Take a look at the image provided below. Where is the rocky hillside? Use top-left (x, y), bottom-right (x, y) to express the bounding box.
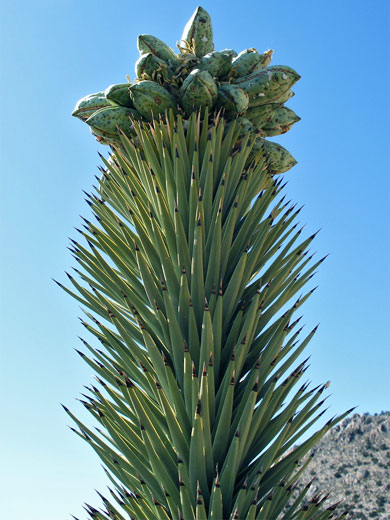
top-left (293, 412), bottom-right (390, 519)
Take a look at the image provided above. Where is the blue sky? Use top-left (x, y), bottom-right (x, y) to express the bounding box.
top-left (1, 1), bottom-right (389, 518)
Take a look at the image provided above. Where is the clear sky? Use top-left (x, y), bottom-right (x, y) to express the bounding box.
top-left (0, 1), bottom-right (389, 518)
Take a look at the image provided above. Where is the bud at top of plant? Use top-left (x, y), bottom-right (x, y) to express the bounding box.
top-left (180, 6), bottom-right (213, 58)
top-left (73, 5), bottom-right (301, 156)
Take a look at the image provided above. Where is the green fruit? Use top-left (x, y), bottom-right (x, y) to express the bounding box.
top-left (89, 127), bottom-right (120, 146)
top-left (231, 116), bottom-right (256, 136)
top-left (245, 103), bottom-right (281, 128)
top-left (260, 106), bottom-right (301, 136)
top-left (220, 48), bottom-right (238, 59)
top-left (273, 88), bottom-right (295, 103)
top-left (235, 66), bottom-right (300, 106)
top-left (258, 49), bottom-right (274, 68)
top-left (105, 83), bottom-right (134, 108)
top-left (254, 138), bottom-right (297, 174)
top-left (135, 53), bottom-right (173, 82)
top-left (215, 84), bottom-right (249, 117)
top-left (229, 48), bottom-right (273, 79)
top-left (179, 69), bottom-right (217, 115)
top-left (198, 51), bottom-right (232, 78)
top-left (72, 92), bottom-right (111, 121)
top-left (130, 80), bottom-right (177, 121)
top-left (85, 106), bottom-right (140, 138)
top-left (181, 6), bottom-right (213, 57)
top-left (137, 34), bottom-right (180, 69)
top-left (261, 123), bottom-right (295, 137)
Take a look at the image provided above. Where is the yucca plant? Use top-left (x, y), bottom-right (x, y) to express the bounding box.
top-left (60, 7), bottom-right (352, 519)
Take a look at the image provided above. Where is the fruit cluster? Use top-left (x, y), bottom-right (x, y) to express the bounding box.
top-left (72, 7), bottom-right (301, 175)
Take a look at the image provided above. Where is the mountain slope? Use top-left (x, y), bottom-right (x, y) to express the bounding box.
top-left (294, 412), bottom-right (390, 519)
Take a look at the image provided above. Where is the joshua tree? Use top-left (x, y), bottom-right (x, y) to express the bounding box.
top-left (60, 7), bottom-right (352, 519)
